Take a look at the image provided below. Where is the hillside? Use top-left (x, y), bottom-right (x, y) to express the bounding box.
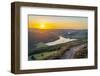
top-left (28, 28), bottom-right (88, 57)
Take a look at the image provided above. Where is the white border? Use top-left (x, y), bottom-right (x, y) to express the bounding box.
top-left (20, 6), bottom-right (95, 70)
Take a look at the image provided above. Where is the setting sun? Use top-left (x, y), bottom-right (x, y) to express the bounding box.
top-left (40, 24), bottom-right (45, 29)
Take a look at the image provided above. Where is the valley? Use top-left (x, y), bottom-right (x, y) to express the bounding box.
top-left (28, 28), bottom-right (88, 60)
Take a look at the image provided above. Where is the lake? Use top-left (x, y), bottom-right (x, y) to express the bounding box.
top-left (45, 36), bottom-right (77, 46)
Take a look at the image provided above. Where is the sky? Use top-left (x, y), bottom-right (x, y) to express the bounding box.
top-left (28, 15), bottom-right (88, 29)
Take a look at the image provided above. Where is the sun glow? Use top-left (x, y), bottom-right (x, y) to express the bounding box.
top-left (40, 24), bottom-right (45, 29)
top-left (29, 16), bottom-right (87, 29)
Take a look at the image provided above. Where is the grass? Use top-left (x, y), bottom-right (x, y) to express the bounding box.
top-left (31, 45), bottom-right (69, 60)
top-left (33, 51), bottom-right (59, 60)
top-left (29, 39), bottom-right (88, 60)
top-left (29, 39), bottom-right (87, 55)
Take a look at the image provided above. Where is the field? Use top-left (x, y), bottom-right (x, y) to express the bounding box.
top-left (28, 36), bottom-right (87, 60)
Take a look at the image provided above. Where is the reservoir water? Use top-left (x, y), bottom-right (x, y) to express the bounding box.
top-left (45, 36), bottom-right (77, 46)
